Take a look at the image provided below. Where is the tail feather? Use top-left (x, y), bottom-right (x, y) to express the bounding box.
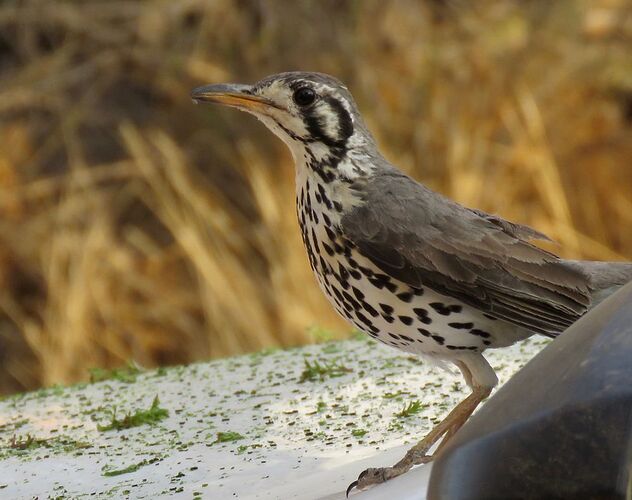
top-left (565, 260), bottom-right (632, 306)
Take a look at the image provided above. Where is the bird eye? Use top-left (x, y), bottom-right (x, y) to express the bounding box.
top-left (293, 87), bottom-right (316, 107)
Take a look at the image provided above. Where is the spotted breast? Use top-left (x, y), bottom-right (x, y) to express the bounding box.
top-left (296, 175), bottom-right (528, 359)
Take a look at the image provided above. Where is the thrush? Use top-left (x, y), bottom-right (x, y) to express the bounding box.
top-left (191, 72), bottom-right (632, 493)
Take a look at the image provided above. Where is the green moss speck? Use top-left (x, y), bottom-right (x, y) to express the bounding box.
top-left (213, 431), bottom-right (244, 444)
top-left (395, 400), bottom-right (425, 418)
top-left (101, 456), bottom-right (160, 476)
top-left (2, 434), bottom-right (91, 458)
top-left (298, 359), bottom-right (352, 383)
top-left (89, 361), bottom-right (143, 384)
top-left (97, 396), bottom-right (168, 432)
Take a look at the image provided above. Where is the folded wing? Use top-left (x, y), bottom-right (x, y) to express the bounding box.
top-left (340, 171), bottom-right (591, 337)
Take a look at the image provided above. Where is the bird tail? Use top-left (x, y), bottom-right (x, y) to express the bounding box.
top-left (565, 260), bottom-right (632, 306)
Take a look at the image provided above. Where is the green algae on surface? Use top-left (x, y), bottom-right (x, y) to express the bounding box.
top-left (298, 359), bottom-right (352, 382)
top-left (97, 396), bottom-right (168, 431)
top-left (213, 431), bottom-right (245, 444)
top-left (2, 434), bottom-right (91, 459)
top-left (102, 456), bottom-right (161, 477)
top-left (395, 400), bottom-right (426, 418)
top-left (89, 362), bottom-right (143, 384)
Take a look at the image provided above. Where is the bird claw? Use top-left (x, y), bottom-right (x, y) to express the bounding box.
top-left (345, 479), bottom-right (359, 497)
top-left (346, 467), bottom-right (395, 497)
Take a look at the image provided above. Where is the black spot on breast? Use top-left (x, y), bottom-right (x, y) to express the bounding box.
top-left (355, 311), bottom-right (375, 330)
top-left (388, 333), bottom-right (400, 340)
top-left (446, 345), bottom-right (479, 351)
top-left (362, 301), bottom-right (379, 317)
top-left (379, 303), bottom-right (394, 315)
top-left (413, 308), bottom-right (432, 325)
top-left (399, 335), bottom-right (414, 342)
top-left (341, 301), bottom-right (353, 314)
top-left (383, 315), bottom-right (395, 324)
top-left (398, 315), bottom-right (413, 326)
top-left (429, 303), bottom-right (463, 316)
top-left (338, 263), bottom-right (350, 282)
top-left (317, 184), bottom-right (332, 210)
top-left (385, 282), bottom-right (398, 293)
top-left (342, 290), bottom-right (361, 311)
top-left (448, 322), bottom-right (474, 330)
top-left (358, 266), bottom-right (374, 277)
top-left (418, 328), bottom-right (431, 337)
top-left (413, 288), bottom-right (424, 296)
top-left (470, 329), bottom-right (491, 338)
top-left (318, 256), bottom-right (330, 275)
top-left (351, 286), bottom-right (364, 300)
top-left (396, 291), bottom-right (413, 303)
top-left (368, 277), bottom-right (385, 290)
top-left (322, 243), bottom-right (335, 257)
top-left (333, 201), bottom-right (343, 213)
top-left (431, 334), bottom-right (445, 345)
top-left (322, 212), bottom-right (332, 227)
top-left (349, 268), bottom-right (361, 280)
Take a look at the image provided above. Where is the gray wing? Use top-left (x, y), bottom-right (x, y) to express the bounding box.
top-left (340, 171), bottom-right (592, 337)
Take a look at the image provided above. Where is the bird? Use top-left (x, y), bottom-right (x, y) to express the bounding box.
top-left (191, 72), bottom-right (632, 493)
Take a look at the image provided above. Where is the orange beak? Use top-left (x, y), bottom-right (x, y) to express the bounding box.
top-left (191, 83), bottom-right (283, 112)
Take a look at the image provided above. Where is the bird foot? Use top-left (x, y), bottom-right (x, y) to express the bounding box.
top-left (346, 454), bottom-right (433, 496)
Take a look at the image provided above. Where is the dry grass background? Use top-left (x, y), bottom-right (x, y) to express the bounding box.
top-left (0, 0), bottom-right (631, 395)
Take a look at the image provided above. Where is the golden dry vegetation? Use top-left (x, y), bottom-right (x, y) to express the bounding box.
top-left (0, 0), bottom-right (631, 395)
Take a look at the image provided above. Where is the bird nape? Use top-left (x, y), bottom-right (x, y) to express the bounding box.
top-left (191, 72), bottom-right (632, 493)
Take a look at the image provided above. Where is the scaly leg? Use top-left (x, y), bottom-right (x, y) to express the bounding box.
top-left (347, 356), bottom-right (497, 496)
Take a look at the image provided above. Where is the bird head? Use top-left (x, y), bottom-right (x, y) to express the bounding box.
top-left (191, 72), bottom-right (378, 175)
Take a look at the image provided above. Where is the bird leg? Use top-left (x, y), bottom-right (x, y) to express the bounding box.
top-left (347, 361), bottom-right (493, 495)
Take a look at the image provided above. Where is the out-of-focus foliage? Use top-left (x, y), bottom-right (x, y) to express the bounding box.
top-left (0, 0), bottom-right (630, 394)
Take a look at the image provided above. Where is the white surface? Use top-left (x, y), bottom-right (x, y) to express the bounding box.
top-left (0, 336), bottom-right (548, 499)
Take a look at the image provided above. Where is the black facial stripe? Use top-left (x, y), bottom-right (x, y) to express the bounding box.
top-left (323, 96), bottom-right (353, 143)
top-left (303, 96), bottom-right (353, 149)
top-left (303, 108), bottom-right (338, 148)
top-left (276, 121), bottom-right (308, 144)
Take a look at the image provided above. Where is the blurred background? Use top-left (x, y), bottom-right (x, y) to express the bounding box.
top-left (0, 0), bottom-right (631, 396)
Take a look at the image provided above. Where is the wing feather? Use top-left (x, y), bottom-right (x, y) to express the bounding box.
top-left (341, 171), bottom-right (591, 337)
